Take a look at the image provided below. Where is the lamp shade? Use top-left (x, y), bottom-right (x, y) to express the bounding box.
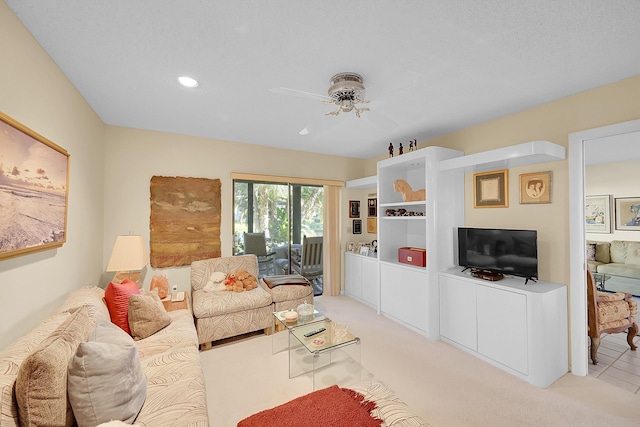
top-left (106, 235), bottom-right (148, 272)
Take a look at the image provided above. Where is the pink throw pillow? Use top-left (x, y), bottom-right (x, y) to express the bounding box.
top-left (104, 279), bottom-right (140, 334)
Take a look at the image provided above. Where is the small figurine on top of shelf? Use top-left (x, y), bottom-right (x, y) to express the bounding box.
top-left (399, 143), bottom-right (404, 155)
top-left (409, 140), bottom-right (413, 152)
top-left (388, 142), bottom-right (394, 157)
top-left (409, 139), bottom-right (417, 151)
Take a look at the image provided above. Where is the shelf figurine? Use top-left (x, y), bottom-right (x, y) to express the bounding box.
top-left (399, 143), bottom-right (404, 155)
top-left (388, 142), bottom-right (394, 157)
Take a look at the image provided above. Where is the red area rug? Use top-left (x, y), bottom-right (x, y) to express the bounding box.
top-left (237, 385), bottom-right (382, 427)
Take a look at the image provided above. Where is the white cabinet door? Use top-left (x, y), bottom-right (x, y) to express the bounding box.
top-left (381, 263), bottom-right (428, 332)
top-left (439, 275), bottom-right (477, 351)
top-left (476, 285), bottom-right (528, 374)
top-left (361, 257), bottom-right (379, 306)
top-left (345, 253), bottom-right (362, 299)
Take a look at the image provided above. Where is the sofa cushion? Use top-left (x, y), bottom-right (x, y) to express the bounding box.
top-left (104, 279), bottom-right (140, 334)
top-left (128, 291), bottom-right (172, 339)
top-left (56, 286), bottom-right (110, 321)
top-left (610, 241), bottom-right (628, 264)
top-left (193, 285), bottom-right (272, 318)
top-left (15, 305), bottom-right (93, 427)
top-left (624, 242), bottom-right (640, 266)
top-left (68, 318), bottom-right (146, 427)
top-left (134, 345), bottom-right (209, 426)
top-left (597, 263), bottom-right (640, 279)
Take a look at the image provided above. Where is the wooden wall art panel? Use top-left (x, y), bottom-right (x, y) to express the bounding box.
top-left (150, 176), bottom-right (221, 267)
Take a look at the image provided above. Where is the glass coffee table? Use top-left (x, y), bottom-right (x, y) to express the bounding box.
top-left (592, 272), bottom-right (612, 292)
top-left (288, 318), bottom-right (362, 390)
top-left (272, 309), bottom-right (325, 354)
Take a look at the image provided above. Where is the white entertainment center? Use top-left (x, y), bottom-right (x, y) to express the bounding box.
top-left (345, 141), bottom-right (568, 387)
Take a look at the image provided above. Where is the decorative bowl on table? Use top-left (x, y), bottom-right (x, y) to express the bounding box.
top-left (283, 310), bottom-right (299, 322)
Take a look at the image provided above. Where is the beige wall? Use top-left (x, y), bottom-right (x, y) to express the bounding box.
top-left (102, 126), bottom-right (367, 293)
top-left (0, 1), bottom-right (106, 349)
top-left (364, 75), bottom-right (640, 285)
top-left (586, 160), bottom-right (640, 242)
top-left (3, 0), bottom-right (640, 350)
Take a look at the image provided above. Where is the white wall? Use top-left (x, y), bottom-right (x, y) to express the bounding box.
top-left (0, 2), bottom-right (105, 350)
top-left (586, 160), bottom-right (640, 242)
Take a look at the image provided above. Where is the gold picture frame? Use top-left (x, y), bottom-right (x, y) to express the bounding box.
top-left (0, 112), bottom-right (70, 260)
top-left (519, 171), bottom-right (552, 204)
top-left (473, 169), bottom-right (508, 208)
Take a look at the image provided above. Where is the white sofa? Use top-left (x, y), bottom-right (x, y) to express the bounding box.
top-left (587, 240), bottom-right (640, 280)
top-left (0, 286), bottom-right (209, 427)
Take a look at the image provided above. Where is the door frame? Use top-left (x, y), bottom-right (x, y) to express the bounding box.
top-left (568, 118), bottom-right (640, 376)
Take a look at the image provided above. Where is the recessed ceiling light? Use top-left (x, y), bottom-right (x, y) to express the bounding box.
top-left (177, 76), bottom-right (198, 88)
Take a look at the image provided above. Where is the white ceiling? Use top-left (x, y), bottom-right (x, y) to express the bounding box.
top-left (6, 0), bottom-right (640, 159)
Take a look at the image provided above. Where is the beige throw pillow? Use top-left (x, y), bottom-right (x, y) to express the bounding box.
top-left (128, 291), bottom-right (172, 339)
top-left (15, 305), bottom-right (92, 427)
top-left (67, 318), bottom-right (146, 427)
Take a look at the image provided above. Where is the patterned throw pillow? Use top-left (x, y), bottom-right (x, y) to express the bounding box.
top-left (586, 243), bottom-right (597, 261)
top-left (15, 305), bottom-right (92, 427)
top-left (128, 291), bottom-right (172, 339)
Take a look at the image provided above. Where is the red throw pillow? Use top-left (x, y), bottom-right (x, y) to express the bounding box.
top-left (104, 279), bottom-right (140, 334)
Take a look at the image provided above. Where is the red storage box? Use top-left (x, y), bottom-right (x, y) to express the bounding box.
top-left (398, 247), bottom-right (426, 267)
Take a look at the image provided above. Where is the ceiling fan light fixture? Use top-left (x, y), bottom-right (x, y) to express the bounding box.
top-left (177, 76), bottom-right (199, 88)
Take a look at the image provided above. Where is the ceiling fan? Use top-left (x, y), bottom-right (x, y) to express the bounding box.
top-left (270, 72), bottom-right (371, 118)
top-left (269, 71), bottom-right (420, 135)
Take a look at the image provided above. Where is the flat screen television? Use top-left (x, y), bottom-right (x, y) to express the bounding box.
top-left (458, 227), bottom-right (538, 282)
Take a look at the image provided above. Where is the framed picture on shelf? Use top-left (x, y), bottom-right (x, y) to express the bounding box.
top-left (367, 217), bottom-right (377, 234)
top-left (0, 113), bottom-right (70, 260)
top-left (353, 219), bottom-right (362, 234)
top-left (346, 242), bottom-right (355, 253)
top-left (615, 197), bottom-right (640, 230)
top-left (349, 200), bottom-right (360, 218)
top-left (473, 169), bottom-right (508, 208)
top-left (585, 195), bottom-right (612, 233)
top-left (519, 171), bottom-right (551, 204)
top-left (368, 198), bottom-right (377, 217)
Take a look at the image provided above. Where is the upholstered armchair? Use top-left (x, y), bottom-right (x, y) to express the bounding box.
top-left (587, 266), bottom-right (638, 364)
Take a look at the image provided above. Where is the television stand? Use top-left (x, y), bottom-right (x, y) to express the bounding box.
top-left (470, 268), bottom-right (504, 281)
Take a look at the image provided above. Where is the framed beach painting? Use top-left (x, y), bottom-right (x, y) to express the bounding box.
top-left (0, 112), bottom-right (70, 260)
top-left (585, 195), bottom-right (612, 233)
top-left (615, 197), bottom-right (640, 231)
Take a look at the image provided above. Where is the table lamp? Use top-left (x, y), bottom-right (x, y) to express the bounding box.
top-left (106, 235), bottom-right (148, 285)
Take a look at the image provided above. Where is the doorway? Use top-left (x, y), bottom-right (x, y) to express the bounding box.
top-left (569, 119), bottom-right (640, 377)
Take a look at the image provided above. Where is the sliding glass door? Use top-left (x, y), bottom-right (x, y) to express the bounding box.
top-left (233, 179), bottom-right (324, 293)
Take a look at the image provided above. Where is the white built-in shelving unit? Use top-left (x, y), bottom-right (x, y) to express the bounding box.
top-left (343, 140), bottom-right (569, 386)
top-left (377, 147), bottom-right (464, 339)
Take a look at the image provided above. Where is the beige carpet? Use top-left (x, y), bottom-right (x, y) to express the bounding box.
top-left (200, 295), bottom-right (640, 426)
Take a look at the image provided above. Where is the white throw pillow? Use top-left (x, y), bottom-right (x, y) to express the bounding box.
top-left (68, 318), bottom-right (147, 427)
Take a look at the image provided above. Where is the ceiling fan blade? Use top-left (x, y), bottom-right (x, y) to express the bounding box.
top-left (363, 110), bottom-right (400, 132)
top-left (365, 71), bottom-right (423, 100)
top-left (268, 87), bottom-right (332, 102)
